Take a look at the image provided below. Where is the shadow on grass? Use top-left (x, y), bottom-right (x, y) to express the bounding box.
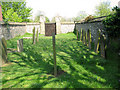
top-left (2, 34), bottom-right (118, 88)
top-left (56, 41), bottom-right (118, 88)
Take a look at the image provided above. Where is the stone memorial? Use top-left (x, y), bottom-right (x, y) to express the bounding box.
top-left (17, 39), bottom-right (23, 52)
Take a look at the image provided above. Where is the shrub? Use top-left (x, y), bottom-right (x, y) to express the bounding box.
top-left (102, 6), bottom-right (120, 38)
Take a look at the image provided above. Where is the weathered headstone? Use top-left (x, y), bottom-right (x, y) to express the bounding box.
top-left (100, 34), bottom-right (105, 58)
top-left (76, 29), bottom-right (78, 40)
top-left (83, 30), bottom-right (85, 44)
top-left (36, 28), bottom-right (39, 42)
top-left (0, 37), bottom-right (2, 89)
top-left (87, 29), bottom-right (91, 49)
top-left (79, 29), bottom-right (82, 41)
top-left (52, 32), bottom-right (57, 76)
top-left (0, 38), bottom-right (2, 66)
top-left (17, 39), bottom-right (23, 52)
top-left (1, 37), bottom-right (7, 64)
top-left (32, 27), bottom-right (36, 44)
top-left (85, 31), bottom-right (88, 46)
top-left (81, 28), bottom-right (83, 41)
top-left (94, 29), bottom-right (101, 53)
top-left (79, 30), bottom-right (80, 41)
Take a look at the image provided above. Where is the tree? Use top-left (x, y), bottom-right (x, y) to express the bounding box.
top-left (1, 1), bottom-right (32, 22)
top-left (51, 16), bottom-right (73, 22)
top-left (34, 10), bottom-right (50, 23)
top-left (34, 15), bottom-right (50, 23)
top-left (73, 11), bottom-right (87, 21)
top-left (94, 1), bottom-right (112, 17)
top-left (45, 16), bottom-right (50, 23)
top-left (51, 17), bottom-right (56, 22)
top-left (103, 6), bottom-right (120, 38)
top-left (4, 8), bottom-right (22, 22)
top-left (102, 6), bottom-right (120, 61)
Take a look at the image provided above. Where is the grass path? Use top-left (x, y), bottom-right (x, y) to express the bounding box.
top-left (1, 33), bottom-right (118, 88)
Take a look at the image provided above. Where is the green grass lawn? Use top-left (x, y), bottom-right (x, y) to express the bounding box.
top-left (1, 33), bottom-right (119, 88)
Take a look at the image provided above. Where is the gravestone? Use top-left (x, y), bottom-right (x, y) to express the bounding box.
top-left (85, 31), bottom-right (88, 46)
top-left (36, 28), bottom-right (39, 42)
top-left (100, 34), bottom-right (105, 58)
top-left (76, 29), bottom-right (78, 40)
top-left (87, 29), bottom-right (91, 49)
top-left (0, 37), bottom-right (1, 90)
top-left (81, 28), bottom-right (83, 41)
top-left (32, 27), bottom-right (36, 44)
top-left (94, 29), bottom-right (101, 53)
top-left (1, 37), bottom-right (7, 64)
top-left (79, 30), bottom-right (81, 41)
top-left (0, 38), bottom-right (2, 66)
top-left (83, 30), bottom-right (85, 44)
top-left (17, 39), bottom-right (23, 52)
top-left (79, 28), bottom-right (83, 41)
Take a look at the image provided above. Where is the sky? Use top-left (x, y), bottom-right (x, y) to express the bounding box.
top-left (26, 0), bottom-right (120, 20)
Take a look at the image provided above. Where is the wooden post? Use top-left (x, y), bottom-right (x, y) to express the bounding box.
top-left (36, 28), bottom-right (39, 42)
top-left (80, 28), bottom-right (82, 41)
top-left (17, 39), bottom-right (23, 52)
top-left (1, 37), bottom-right (7, 64)
top-left (87, 29), bottom-right (91, 49)
top-left (94, 29), bottom-right (101, 53)
top-left (100, 34), bottom-right (105, 58)
top-left (52, 32), bottom-right (57, 76)
top-left (33, 27), bottom-right (35, 44)
top-left (83, 30), bottom-right (85, 44)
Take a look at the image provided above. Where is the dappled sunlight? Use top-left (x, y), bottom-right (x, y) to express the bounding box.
top-left (2, 33), bottom-right (118, 88)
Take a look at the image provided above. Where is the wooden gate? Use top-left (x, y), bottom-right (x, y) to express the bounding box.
top-left (45, 23), bottom-right (56, 36)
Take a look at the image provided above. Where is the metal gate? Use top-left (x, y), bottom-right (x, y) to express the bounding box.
top-left (45, 23), bottom-right (56, 36)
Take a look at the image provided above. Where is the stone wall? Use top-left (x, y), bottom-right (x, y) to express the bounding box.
top-left (26, 23), bottom-right (40, 34)
top-left (0, 19), bottom-right (105, 41)
top-left (75, 21), bottom-right (105, 42)
top-left (0, 22), bottom-right (26, 40)
top-left (0, 22), bottom-right (42, 40)
top-left (61, 22), bottom-right (75, 33)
